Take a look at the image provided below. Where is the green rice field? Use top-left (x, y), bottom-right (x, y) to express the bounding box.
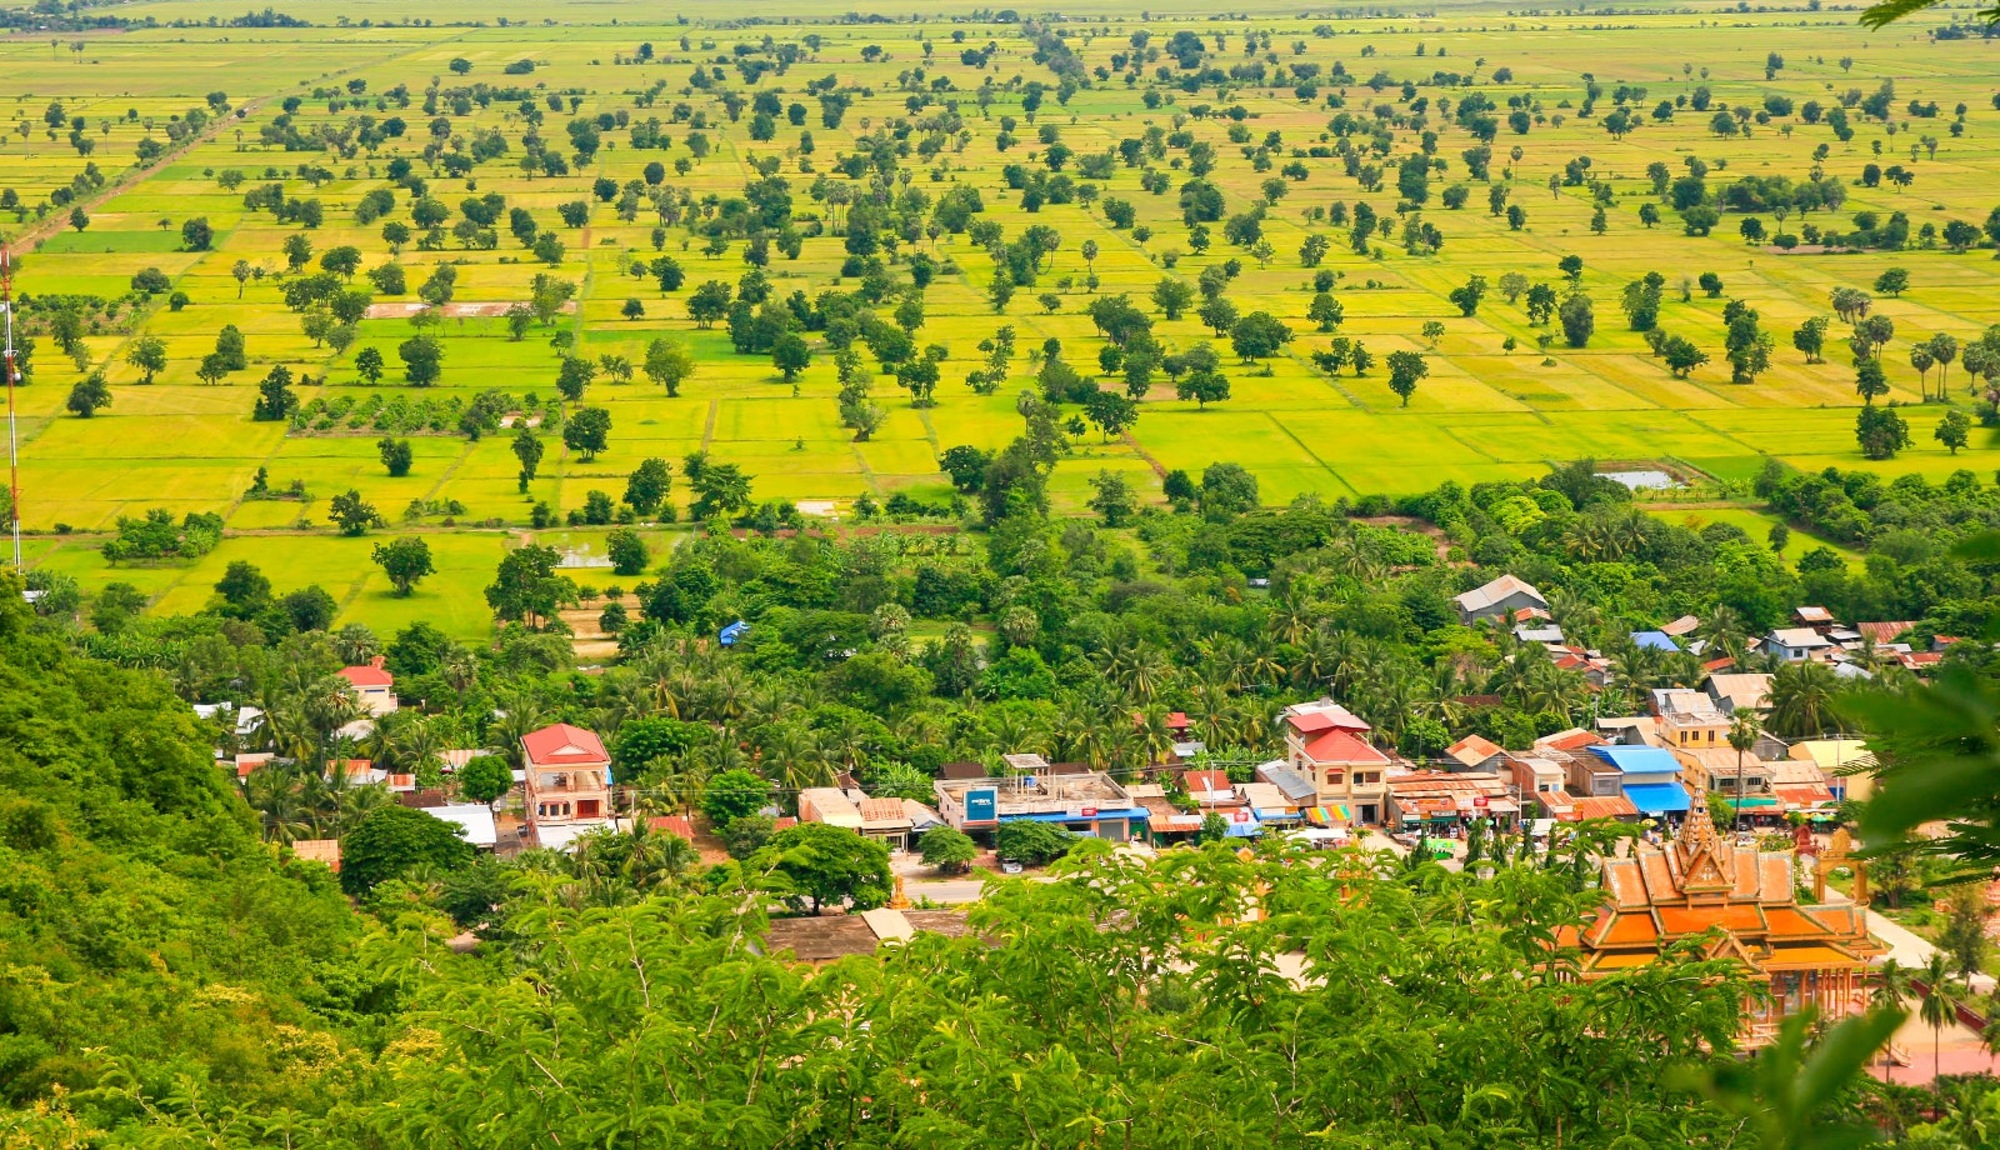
top-left (4, 0), bottom-right (1998, 634)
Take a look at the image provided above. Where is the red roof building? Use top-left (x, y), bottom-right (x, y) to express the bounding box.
top-left (1557, 796), bottom-right (1885, 1046)
top-left (336, 656), bottom-right (398, 716)
top-left (520, 723), bottom-right (612, 845)
top-left (521, 723), bottom-right (611, 768)
top-left (1280, 699), bottom-right (1392, 824)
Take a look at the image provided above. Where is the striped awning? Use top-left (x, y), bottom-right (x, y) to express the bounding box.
top-left (1306, 804), bottom-right (1352, 827)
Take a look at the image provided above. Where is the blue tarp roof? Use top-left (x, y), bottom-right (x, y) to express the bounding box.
top-left (1623, 782), bottom-right (1692, 814)
top-left (1589, 744), bottom-right (1682, 775)
top-left (1631, 630), bottom-right (1680, 652)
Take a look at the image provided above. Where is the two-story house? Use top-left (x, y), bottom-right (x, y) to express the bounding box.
top-left (521, 722), bottom-right (613, 849)
top-left (1279, 699), bottom-right (1391, 825)
top-left (1586, 744), bottom-right (1692, 821)
top-left (1651, 688), bottom-right (1731, 749)
top-left (336, 656), bottom-right (399, 716)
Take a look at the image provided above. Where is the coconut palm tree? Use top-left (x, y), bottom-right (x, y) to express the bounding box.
top-left (244, 767), bottom-right (311, 844)
top-left (1768, 660), bottom-right (1840, 738)
top-left (1874, 958), bottom-right (1915, 1083)
top-left (1920, 953), bottom-right (1969, 1083)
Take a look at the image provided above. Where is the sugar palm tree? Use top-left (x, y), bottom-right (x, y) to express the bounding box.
top-left (1920, 953), bottom-right (1969, 1083)
top-left (1726, 712), bottom-right (1761, 835)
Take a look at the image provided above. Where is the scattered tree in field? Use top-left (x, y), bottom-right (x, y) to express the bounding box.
top-left (772, 332), bottom-right (811, 381)
top-left (354, 346), bottom-right (385, 384)
top-left (1874, 267), bottom-right (1909, 297)
top-left (377, 436), bottom-right (413, 477)
top-left (1659, 335), bottom-right (1709, 379)
top-left (1559, 294), bottom-right (1594, 348)
top-left (398, 335), bottom-right (443, 386)
top-left (1084, 390), bottom-right (1138, 441)
top-left (1723, 301), bottom-right (1773, 383)
top-left (1151, 278), bottom-right (1194, 320)
top-left (1228, 312), bottom-right (1292, 366)
top-left (1792, 316), bottom-right (1829, 364)
top-left (513, 428), bottom-right (544, 492)
top-left (623, 457), bottom-right (673, 516)
top-left (124, 335), bottom-right (166, 383)
top-left (252, 366), bottom-right (299, 422)
top-left (1308, 293), bottom-right (1344, 332)
top-left (1447, 275), bottom-right (1486, 317)
top-left (328, 489), bottom-right (381, 536)
top-left (1854, 360), bottom-right (1889, 404)
top-left (1936, 408), bottom-right (1971, 454)
top-left (66, 371), bottom-right (110, 417)
top-left (644, 337), bottom-right (695, 396)
top-left (1855, 404), bottom-right (1909, 460)
top-left (1386, 350), bottom-right (1428, 406)
top-left (564, 406), bottom-right (612, 461)
top-left (371, 537), bottom-right (434, 595)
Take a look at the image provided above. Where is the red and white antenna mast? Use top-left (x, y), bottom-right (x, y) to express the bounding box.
top-left (3, 248), bottom-right (18, 571)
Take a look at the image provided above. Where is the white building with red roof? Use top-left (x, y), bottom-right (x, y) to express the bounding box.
top-left (335, 656), bottom-right (398, 716)
top-left (1279, 699), bottom-right (1392, 825)
top-left (520, 722), bottom-right (613, 848)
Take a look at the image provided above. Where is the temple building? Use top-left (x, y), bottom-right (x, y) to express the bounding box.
top-left (1558, 789), bottom-right (1885, 1045)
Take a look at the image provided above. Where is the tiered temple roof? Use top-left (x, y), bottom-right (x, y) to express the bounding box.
top-left (1561, 790), bottom-right (1884, 980)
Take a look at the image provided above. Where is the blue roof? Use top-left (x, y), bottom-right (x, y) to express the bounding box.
top-left (1588, 744), bottom-right (1682, 775)
top-left (1631, 630), bottom-right (1680, 652)
top-left (719, 621), bottom-right (749, 645)
top-left (1623, 782), bottom-right (1691, 814)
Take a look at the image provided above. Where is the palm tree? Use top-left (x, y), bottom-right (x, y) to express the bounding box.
top-left (244, 768), bottom-right (311, 844)
top-left (1920, 953), bottom-right (1969, 1083)
top-left (1726, 712), bottom-right (1761, 835)
top-left (1874, 958), bottom-right (1915, 1082)
top-left (1768, 661), bottom-right (1839, 738)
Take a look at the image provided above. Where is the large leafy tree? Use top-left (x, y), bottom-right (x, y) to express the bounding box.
top-left (759, 820), bottom-right (893, 914)
top-left (339, 804), bottom-right (474, 896)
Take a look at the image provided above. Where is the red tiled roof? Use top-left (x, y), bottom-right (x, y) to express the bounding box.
top-left (337, 664), bottom-right (394, 688)
top-left (1300, 730), bottom-right (1389, 765)
top-left (1167, 711), bottom-right (1190, 731)
top-left (521, 723), bottom-right (610, 767)
top-left (1287, 710), bottom-right (1337, 733)
top-left (1183, 769), bottom-right (1233, 794)
top-left (648, 815), bottom-right (697, 839)
top-left (1538, 729), bottom-right (1603, 752)
top-left (1447, 735), bottom-right (1502, 765)
top-left (1568, 795), bottom-right (1638, 820)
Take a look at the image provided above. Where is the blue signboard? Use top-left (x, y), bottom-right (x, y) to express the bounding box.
top-left (965, 788), bottom-right (997, 822)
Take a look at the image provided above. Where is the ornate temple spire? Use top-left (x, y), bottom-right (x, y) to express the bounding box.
top-left (1673, 767), bottom-right (1733, 893)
